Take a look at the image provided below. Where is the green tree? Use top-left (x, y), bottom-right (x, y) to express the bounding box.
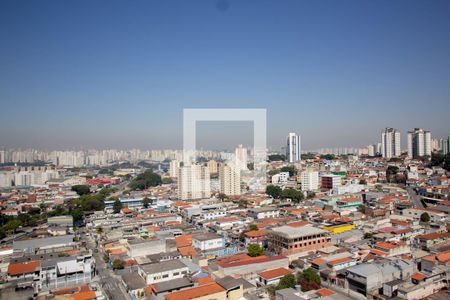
top-left (268, 154), bottom-right (286, 162)
top-left (96, 227), bottom-right (103, 234)
top-left (217, 193), bottom-right (228, 202)
top-left (266, 185), bottom-right (282, 198)
top-left (69, 209), bottom-right (84, 223)
top-left (420, 212), bottom-right (430, 223)
top-left (281, 188), bottom-right (304, 202)
top-left (248, 244), bottom-right (264, 257)
top-left (278, 274), bottom-right (296, 289)
top-left (280, 166), bottom-right (297, 176)
top-left (162, 177), bottom-right (173, 184)
top-left (320, 154), bottom-right (335, 160)
top-left (142, 197), bottom-right (151, 209)
top-left (248, 224), bottom-right (259, 231)
top-left (112, 259), bottom-right (125, 270)
top-left (28, 207), bottom-right (41, 215)
top-left (386, 166), bottom-right (399, 183)
top-left (113, 199), bottom-right (123, 214)
top-left (297, 268), bottom-right (321, 292)
top-left (128, 170), bottom-right (162, 190)
top-left (71, 185), bottom-right (91, 196)
top-left (4, 219), bottom-right (22, 233)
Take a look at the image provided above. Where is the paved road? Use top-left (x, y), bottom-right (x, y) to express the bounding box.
top-left (83, 234), bottom-right (130, 300)
top-left (407, 187), bottom-right (424, 209)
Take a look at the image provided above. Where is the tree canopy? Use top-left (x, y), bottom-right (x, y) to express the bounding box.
top-left (128, 170), bottom-right (162, 190)
top-left (248, 244), bottom-right (264, 257)
top-left (420, 212), bottom-right (430, 223)
top-left (281, 188), bottom-right (304, 202)
top-left (113, 199), bottom-right (123, 214)
top-left (71, 185), bottom-right (91, 196)
top-left (297, 268), bottom-right (321, 292)
top-left (280, 166), bottom-right (296, 176)
top-left (112, 259), bottom-right (125, 270)
top-left (268, 154), bottom-right (286, 162)
top-left (142, 197), bottom-right (151, 209)
top-left (266, 185), bottom-right (282, 198)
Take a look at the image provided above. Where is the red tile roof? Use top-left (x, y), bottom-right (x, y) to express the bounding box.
top-left (316, 288), bottom-right (335, 297)
top-left (258, 267), bottom-right (293, 280)
top-left (244, 230), bottom-right (268, 238)
top-left (7, 260), bottom-right (40, 276)
top-left (165, 283), bottom-right (225, 300)
top-left (411, 273), bottom-right (426, 282)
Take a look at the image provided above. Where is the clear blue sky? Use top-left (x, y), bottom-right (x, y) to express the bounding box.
top-left (1, 0), bottom-right (449, 150)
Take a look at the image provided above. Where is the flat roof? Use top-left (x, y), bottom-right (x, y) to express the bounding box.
top-left (271, 226), bottom-right (328, 239)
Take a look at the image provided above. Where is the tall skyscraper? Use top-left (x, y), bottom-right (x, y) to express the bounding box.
top-left (177, 165), bottom-right (211, 200)
top-left (407, 128), bottom-right (432, 158)
top-left (286, 132), bottom-right (301, 163)
top-left (381, 128), bottom-right (401, 158)
top-left (219, 164), bottom-right (241, 196)
top-left (234, 144), bottom-right (248, 170)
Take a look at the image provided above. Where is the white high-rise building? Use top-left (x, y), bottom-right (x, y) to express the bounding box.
top-left (381, 128), bottom-right (401, 158)
top-left (177, 165), bottom-right (211, 200)
top-left (301, 170), bottom-right (319, 191)
top-left (367, 144), bottom-right (376, 157)
top-left (207, 160), bottom-right (219, 175)
top-left (219, 164), bottom-right (241, 196)
top-left (407, 128), bottom-right (432, 158)
top-left (286, 133), bottom-right (301, 163)
top-left (234, 144), bottom-right (248, 171)
top-left (0, 150), bottom-right (5, 164)
top-left (431, 138), bottom-right (441, 152)
top-left (169, 160), bottom-right (181, 178)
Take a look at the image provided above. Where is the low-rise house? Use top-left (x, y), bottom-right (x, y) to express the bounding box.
top-left (165, 282), bottom-right (226, 300)
top-left (374, 242), bottom-right (410, 257)
top-left (145, 277), bottom-right (194, 300)
top-left (122, 272), bottom-right (147, 299)
top-left (244, 230), bottom-right (269, 248)
top-left (402, 208), bottom-right (447, 223)
top-left (414, 232), bottom-right (450, 249)
top-left (127, 238), bottom-right (166, 258)
top-left (215, 253), bottom-right (289, 280)
top-left (257, 267), bottom-right (293, 286)
top-left (248, 207), bottom-right (280, 219)
top-left (192, 233), bottom-right (224, 251)
top-left (138, 259), bottom-right (189, 285)
top-left (214, 217), bottom-right (244, 230)
top-left (7, 260), bottom-right (41, 288)
top-left (346, 259), bottom-right (414, 297)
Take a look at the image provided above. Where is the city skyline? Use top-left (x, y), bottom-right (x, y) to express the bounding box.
top-left (1, 0), bottom-right (450, 150)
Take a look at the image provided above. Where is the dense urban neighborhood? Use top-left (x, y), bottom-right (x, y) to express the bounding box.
top-left (1, 133), bottom-right (450, 300)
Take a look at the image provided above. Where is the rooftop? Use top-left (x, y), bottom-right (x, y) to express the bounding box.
top-left (271, 225), bottom-right (328, 239)
top-left (165, 283), bottom-right (225, 300)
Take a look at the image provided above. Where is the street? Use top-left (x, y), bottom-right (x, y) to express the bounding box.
top-left (406, 186), bottom-right (424, 209)
top-left (82, 233), bottom-right (130, 300)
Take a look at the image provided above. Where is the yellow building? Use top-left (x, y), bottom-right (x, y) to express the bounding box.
top-left (322, 224), bottom-right (355, 234)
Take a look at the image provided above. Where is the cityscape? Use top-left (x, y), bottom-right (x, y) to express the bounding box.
top-left (1, 1), bottom-right (450, 300)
